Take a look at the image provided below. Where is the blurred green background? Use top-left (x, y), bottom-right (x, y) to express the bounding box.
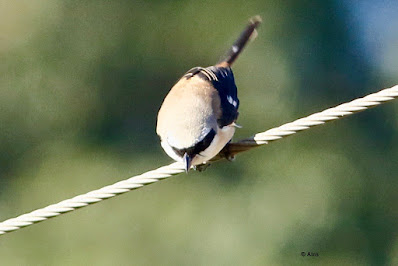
top-left (1, 1), bottom-right (398, 265)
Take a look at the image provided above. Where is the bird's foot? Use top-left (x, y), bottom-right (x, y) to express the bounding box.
top-left (225, 154), bottom-right (236, 162)
top-left (193, 163), bottom-right (211, 172)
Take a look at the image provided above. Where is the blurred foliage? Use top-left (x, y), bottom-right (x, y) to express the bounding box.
top-left (0, 0), bottom-right (398, 265)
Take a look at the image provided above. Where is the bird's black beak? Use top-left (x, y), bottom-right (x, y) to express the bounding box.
top-left (183, 153), bottom-right (192, 173)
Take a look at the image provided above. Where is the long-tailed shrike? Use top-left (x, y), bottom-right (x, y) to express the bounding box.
top-left (157, 16), bottom-right (261, 172)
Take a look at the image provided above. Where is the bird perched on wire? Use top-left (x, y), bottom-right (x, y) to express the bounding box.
top-left (157, 16), bottom-right (262, 172)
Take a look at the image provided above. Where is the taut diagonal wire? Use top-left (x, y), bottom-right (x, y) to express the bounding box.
top-left (0, 84), bottom-right (397, 235)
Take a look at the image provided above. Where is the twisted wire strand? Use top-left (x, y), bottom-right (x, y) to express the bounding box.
top-left (0, 84), bottom-right (397, 235)
top-left (217, 84), bottom-right (398, 158)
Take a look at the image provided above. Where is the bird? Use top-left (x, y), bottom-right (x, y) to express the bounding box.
top-left (157, 16), bottom-right (262, 172)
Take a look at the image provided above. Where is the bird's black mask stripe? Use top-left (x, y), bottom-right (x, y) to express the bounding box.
top-left (171, 129), bottom-right (216, 158)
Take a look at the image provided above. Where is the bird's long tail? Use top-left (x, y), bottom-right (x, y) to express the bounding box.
top-left (217, 15), bottom-right (262, 67)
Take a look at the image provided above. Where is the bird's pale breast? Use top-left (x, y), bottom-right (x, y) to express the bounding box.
top-left (156, 75), bottom-right (221, 149)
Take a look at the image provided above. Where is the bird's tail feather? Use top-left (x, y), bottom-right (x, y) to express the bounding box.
top-left (217, 15), bottom-right (262, 67)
